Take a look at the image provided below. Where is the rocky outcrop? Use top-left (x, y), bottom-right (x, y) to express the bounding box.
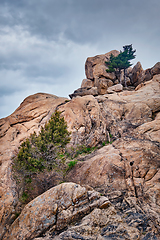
top-left (0, 93), bottom-right (68, 239)
top-left (131, 61), bottom-right (144, 85)
top-left (69, 50), bottom-right (119, 98)
top-left (3, 183), bottom-right (110, 239)
top-left (132, 61), bottom-right (160, 87)
top-left (0, 57), bottom-right (160, 239)
top-left (5, 182), bottom-right (153, 240)
top-left (135, 112), bottom-right (160, 142)
top-left (66, 140), bottom-right (160, 199)
top-left (58, 95), bottom-right (109, 147)
top-left (70, 50), bottom-right (160, 98)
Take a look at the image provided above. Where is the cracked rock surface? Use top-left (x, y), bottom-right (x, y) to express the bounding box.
top-left (0, 73), bottom-right (160, 239)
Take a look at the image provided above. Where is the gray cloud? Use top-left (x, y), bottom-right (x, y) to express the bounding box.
top-left (0, 0), bottom-right (160, 118)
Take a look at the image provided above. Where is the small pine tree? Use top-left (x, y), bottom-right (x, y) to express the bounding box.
top-left (106, 44), bottom-right (136, 86)
top-left (13, 110), bottom-right (71, 202)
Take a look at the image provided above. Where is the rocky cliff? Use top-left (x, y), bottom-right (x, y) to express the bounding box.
top-left (0, 51), bottom-right (160, 240)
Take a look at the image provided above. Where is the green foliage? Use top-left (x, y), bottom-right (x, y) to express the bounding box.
top-left (67, 160), bottom-right (78, 170)
top-left (109, 133), bottom-right (112, 138)
top-left (13, 110), bottom-right (71, 203)
top-left (20, 192), bottom-right (29, 203)
top-left (36, 110), bottom-right (71, 152)
top-left (15, 110), bottom-right (70, 174)
top-left (106, 44), bottom-right (136, 86)
top-left (70, 145), bottom-right (96, 159)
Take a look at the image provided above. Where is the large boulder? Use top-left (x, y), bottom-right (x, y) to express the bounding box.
top-left (106, 83), bottom-right (123, 93)
top-left (85, 50), bottom-right (119, 80)
top-left (69, 50), bottom-right (120, 98)
top-left (92, 64), bottom-right (116, 80)
top-left (81, 79), bottom-right (94, 88)
top-left (69, 87), bottom-right (98, 99)
top-left (131, 61), bottom-right (144, 85)
top-left (3, 183), bottom-right (110, 239)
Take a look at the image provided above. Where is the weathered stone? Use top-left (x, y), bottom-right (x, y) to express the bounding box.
top-left (106, 84), bottom-right (123, 93)
top-left (66, 145), bottom-right (126, 192)
top-left (132, 62), bottom-right (160, 87)
top-left (85, 50), bottom-right (119, 80)
top-left (81, 79), bottom-right (94, 88)
top-left (1, 57), bottom-right (160, 239)
top-left (58, 95), bottom-right (109, 147)
top-left (135, 112), bottom-right (160, 143)
top-left (97, 78), bottom-right (113, 95)
top-left (69, 87), bottom-right (98, 99)
top-left (131, 61), bottom-right (144, 85)
top-left (3, 183), bottom-right (110, 240)
top-left (0, 93), bottom-right (68, 239)
top-left (54, 206), bottom-right (140, 240)
top-left (151, 62), bottom-right (160, 76)
top-left (93, 64), bottom-right (116, 80)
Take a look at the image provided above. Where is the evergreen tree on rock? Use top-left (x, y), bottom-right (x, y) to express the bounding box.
top-left (106, 44), bottom-right (136, 87)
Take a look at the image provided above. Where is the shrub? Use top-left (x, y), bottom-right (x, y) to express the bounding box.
top-left (13, 110), bottom-right (71, 202)
top-left (15, 111), bottom-right (70, 173)
top-left (67, 160), bottom-right (77, 170)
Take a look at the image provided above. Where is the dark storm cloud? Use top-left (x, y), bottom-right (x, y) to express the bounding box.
top-left (1, 0), bottom-right (160, 43)
top-left (0, 0), bottom-right (160, 118)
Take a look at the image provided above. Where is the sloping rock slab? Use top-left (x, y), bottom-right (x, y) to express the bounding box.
top-left (3, 183), bottom-right (110, 239)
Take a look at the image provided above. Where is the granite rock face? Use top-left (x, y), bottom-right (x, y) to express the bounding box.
top-left (0, 57), bottom-right (160, 239)
top-left (3, 183), bottom-right (110, 239)
top-left (131, 61), bottom-right (160, 87)
top-left (70, 50), bottom-right (160, 98)
top-left (85, 50), bottom-right (119, 80)
top-left (58, 95), bottom-right (109, 147)
top-left (0, 93), bottom-right (68, 239)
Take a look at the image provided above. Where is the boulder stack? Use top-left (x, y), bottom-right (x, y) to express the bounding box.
top-left (70, 51), bottom-right (160, 98)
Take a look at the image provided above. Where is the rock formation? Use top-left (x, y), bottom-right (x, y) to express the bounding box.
top-left (70, 50), bottom-right (160, 98)
top-left (0, 93), bottom-right (68, 239)
top-left (0, 51), bottom-right (160, 239)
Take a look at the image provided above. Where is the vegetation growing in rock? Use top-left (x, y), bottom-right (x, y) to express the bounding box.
top-left (13, 110), bottom-right (71, 203)
top-left (67, 160), bottom-right (78, 171)
top-left (14, 111), bottom-right (71, 172)
top-left (106, 44), bottom-right (136, 86)
top-left (13, 111), bottom-right (114, 204)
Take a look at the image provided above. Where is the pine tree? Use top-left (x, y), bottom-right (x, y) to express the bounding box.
top-left (106, 44), bottom-right (136, 87)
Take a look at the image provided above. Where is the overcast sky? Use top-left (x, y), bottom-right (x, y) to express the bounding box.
top-left (0, 0), bottom-right (160, 119)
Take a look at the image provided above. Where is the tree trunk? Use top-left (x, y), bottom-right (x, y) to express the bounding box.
top-left (119, 69), bottom-right (122, 84)
top-left (124, 68), bottom-right (127, 87)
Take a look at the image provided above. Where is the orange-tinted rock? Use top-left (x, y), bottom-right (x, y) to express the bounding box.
top-left (81, 79), bottom-right (94, 88)
top-left (58, 95), bottom-right (109, 147)
top-left (3, 183), bottom-right (110, 240)
top-left (85, 50), bottom-right (119, 80)
top-left (131, 61), bottom-right (144, 85)
top-left (0, 93), bottom-right (68, 239)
